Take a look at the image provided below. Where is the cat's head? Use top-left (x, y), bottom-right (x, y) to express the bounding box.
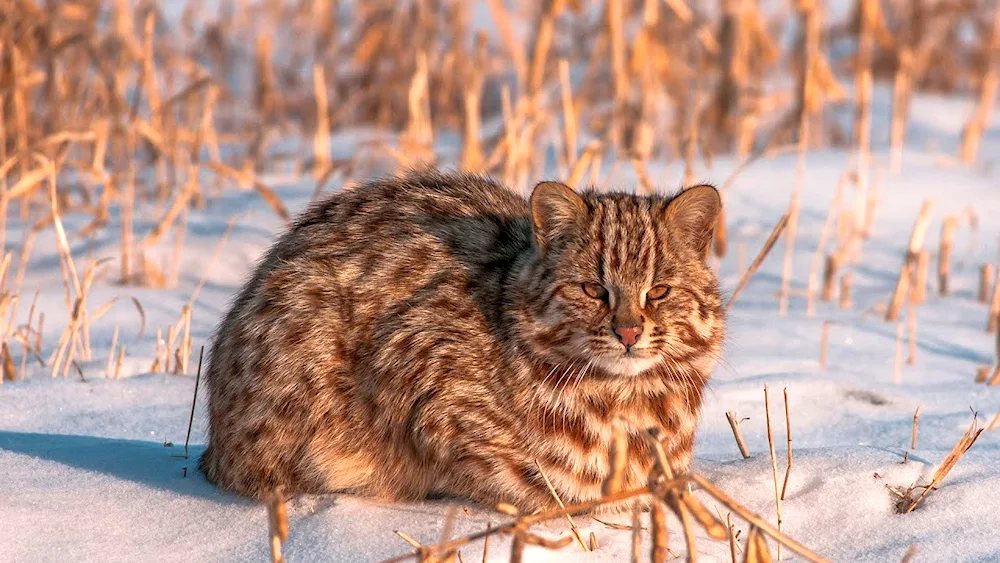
top-left (516, 180), bottom-right (724, 380)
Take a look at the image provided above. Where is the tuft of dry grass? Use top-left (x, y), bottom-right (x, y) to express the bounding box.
top-left (890, 414), bottom-right (985, 513)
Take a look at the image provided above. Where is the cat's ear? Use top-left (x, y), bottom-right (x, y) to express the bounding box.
top-left (530, 181), bottom-right (587, 252)
top-left (664, 184), bottom-right (721, 258)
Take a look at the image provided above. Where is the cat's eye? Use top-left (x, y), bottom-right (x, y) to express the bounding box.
top-left (647, 285), bottom-right (671, 300)
top-left (582, 282), bottom-right (608, 300)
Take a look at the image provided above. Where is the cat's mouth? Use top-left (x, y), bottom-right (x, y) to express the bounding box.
top-left (593, 350), bottom-right (661, 377)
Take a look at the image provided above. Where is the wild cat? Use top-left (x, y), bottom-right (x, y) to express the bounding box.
top-left (200, 168), bottom-right (725, 513)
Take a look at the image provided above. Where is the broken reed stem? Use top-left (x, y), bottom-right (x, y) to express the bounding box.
top-left (960, 4), bottom-right (1000, 164)
top-left (312, 64), bottom-right (331, 180)
top-left (894, 322), bottom-right (904, 384)
top-left (907, 283), bottom-right (917, 366)
top-left (780, 388), bottom-right (792, 501)
top-left (886, 201), bottom-right (934, 322)
top-left (725, 411), bottom-right (751, 459)
top-left (650, 500), bottom-right (669, 563)
top-left (183, 347), bottom-right (204, 460)
top-left (979, 264), bottom-right (994, 304)
top-left (267, 487), bottom-right (290, 563)
top-left (381, 486), bottom-right (656, 563)
top-left (903, 416), bottom-right (984, 513)
top-left (988, 242), bottom-right (1000, 333)
top-left (819, 321), bottom-right (830, 368)
top-left (839, 274), bottom-right (852, 310)
top-left (726, 513), bottom-right (737, 563)
top-left (533, 460), bottom-right (589, 551)
top-left (690, 474), bottom-right (829, 563)
top-left (631, 505), bottom-right (642, 563)
top-left (911, 406), bottom-right (921, 450)
top-left (559, 59), bottom-right (578, 169)
top-left (764, 385), bottom-right (783, 561)
top-left (938, 216), bottom-right (958, 295)
top-left (105, 326), bottom-right (120, 379)
top-left (890, 48), bottom-right (912, 175)
top-left (725, 214), bottom-right (789, 313)
top-left (913, 250), bottom-right (929, 304)
top-left (853, 0), bottom-right (875, 244)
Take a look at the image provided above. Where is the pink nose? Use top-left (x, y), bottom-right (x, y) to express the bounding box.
top-left (614, 326), bottom-right (643, 347)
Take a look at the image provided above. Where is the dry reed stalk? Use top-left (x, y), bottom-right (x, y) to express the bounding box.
top-left (533, 460), bottom-right (589, 551)
top-left (821, 255), bottom-right (838, 302)
top-left (484, 0), bottom-right (527, 86)
top-left (890, 48), bottom-right (912, 175)
top-left (852, 0), bottom-right (876, 248)
top-left (714, 191), bottom-right (728, 259)
top-left (912, 251), bottom-right (929, 304)
top-left (893, 322), bottom-right (904, 384)
top-left (115, 345), bottom-right (126, 380)
top-left (726, 214), bottom-right (790, 313)
top-left (165, 324), bottom-right (179, 373)
top-left (313, 64), bottom-right (331, 180)
top-left (120, 130), bottom-right (137, 283)
top-left (780, 389), bottom-right (792, 501)
top-left (602, 424), bottom-right (628, 495)
top-left (938, 216), bottom-right (958, 295)
top-left (975, 365), bottom-right (991, 384)
top-left (727, 513), bottom-right (737, 563)
top-left (988, 413), bottom-right (1000, 431)
top-left (166, 199), bottom-right (190, 288)
top-left (819, 321), bottom-right (831, 369)
top-left (631, 158), bottom-right (655, 195)
top-left (1, 343), bottom-right (14, 383)
top-left (106, 326), bottom-right (120, 379)
top-left (885, 200), bottom-right (934, 322)
top-left (267, 487), bottom-right (290, 563)
top-left (959, 5), bottom-right (1000, 164)
top-left (460, 34), bottom-right (487, 173)
top-left (911, 406), bottom-right (921, 450)
top-left (979, 264), bottom-right (994, 304)
top-left (839, 274), bottom-right (853, 310)
top-left (684, 55), bottom-right (704, 189)
top-left (780, 0), bottom-right (820, 318)
top-left (650, 500), bottom-right (669, 563)
top-left (991, 328), bottom-right (1000, 385)
top-left (901, 416), bottom-right (984, 513)
top-left (567, 141), bottom-right (601, 188)
top-left (179, 306), bottom-right (193, 374)
top-left (763, 385), bottom-right (783, 561)
top-left (906, 284), bottom-right (917, 366)
top-left (607, 0), bottom-right (628, 148)
top-left (559, 59), bottom-right (578, 170)
top-left (988, 243), bottom-right (1000, 333)
top-left (689, 475), bottom-right (828, 563)
top-left (151, 328), bottom-right (163, 373)
top-left (808, 168), bottom-right (849, 314)
top-left (745, 526), bottom-right (773, 563)
top-left (726, 411), bottom-right (751, 459)
top-left (528, 0), bottom-right (567, 97)
top-left (631, 505), bottom-right (642, 563)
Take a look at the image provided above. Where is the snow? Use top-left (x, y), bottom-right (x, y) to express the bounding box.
top-left (2, 91), bottom-right (1000, 562)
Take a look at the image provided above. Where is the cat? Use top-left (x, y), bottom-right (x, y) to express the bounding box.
top-left (200, 168), bottom-right (725, 514)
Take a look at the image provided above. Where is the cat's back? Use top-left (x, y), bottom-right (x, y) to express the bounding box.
top-left (276, 168), bottom-right (531, 264)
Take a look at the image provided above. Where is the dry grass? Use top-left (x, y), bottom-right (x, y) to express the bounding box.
top-left (2, 1), bottom-right (998, 561)
top-left (890, 414), bottom-right (985, 514)
top-left (384, 426), bottom-right (829, 563)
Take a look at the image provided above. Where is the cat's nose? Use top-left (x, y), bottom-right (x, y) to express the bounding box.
top-left (614, 326), bottom-right (643, 347)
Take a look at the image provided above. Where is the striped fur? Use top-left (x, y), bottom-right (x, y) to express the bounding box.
top-left (201, 168), bottom-right (725, 514)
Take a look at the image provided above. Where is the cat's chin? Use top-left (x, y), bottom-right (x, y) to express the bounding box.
top-left (593, 353), bottom-right (661, 377)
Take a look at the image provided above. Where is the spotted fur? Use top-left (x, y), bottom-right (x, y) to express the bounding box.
top-left (201, 168), bottom-right (725, 513)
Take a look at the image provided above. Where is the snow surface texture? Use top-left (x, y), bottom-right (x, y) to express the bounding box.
top-left (2, 91), bottom-right (1000, 562)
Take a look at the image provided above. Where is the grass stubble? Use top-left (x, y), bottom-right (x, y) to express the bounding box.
top-left (1, 0), bottom-right (998, 561)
